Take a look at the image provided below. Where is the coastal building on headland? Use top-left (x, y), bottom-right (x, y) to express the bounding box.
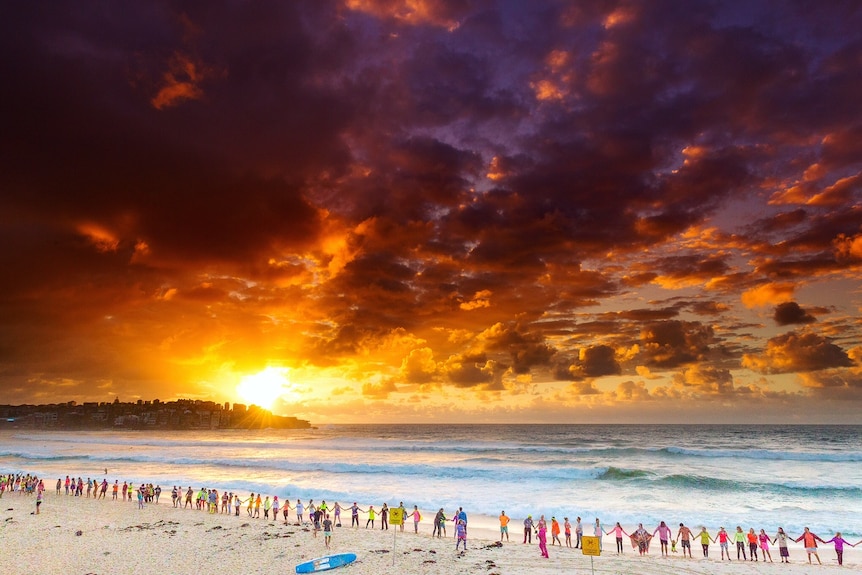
top-left (0, 398), bottom-right (311, 430)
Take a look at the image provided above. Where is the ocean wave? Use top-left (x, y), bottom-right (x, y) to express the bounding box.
top-left (597, 467), bottom-right (652, 480)
top-left (662, 446), bottom-right (862, 463)
top-left (12, 431), bottom-right (860, 464)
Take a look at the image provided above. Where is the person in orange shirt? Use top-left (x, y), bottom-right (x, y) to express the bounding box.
top-left (794, 527), bottom-right (826, 565)
top-left (551, 517), bottom-right (562, 546)
top-left (747, 528), bottom-right (759, 561)
top-left (499, 511), bottom-right (510, 542)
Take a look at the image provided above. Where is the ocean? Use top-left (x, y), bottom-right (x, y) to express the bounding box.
top-left (2, 424), bottom-right (860, 539)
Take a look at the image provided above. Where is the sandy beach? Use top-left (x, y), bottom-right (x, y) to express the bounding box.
top-left (3, 489), bottom-right (859, 575)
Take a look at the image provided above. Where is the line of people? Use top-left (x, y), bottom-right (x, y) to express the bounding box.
top-left (517, 515), bottom-right (858, 566)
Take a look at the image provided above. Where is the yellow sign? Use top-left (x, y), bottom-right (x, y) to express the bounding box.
top-left (581, 535), bottom-right (601, 556)
top-left (389, 507), bottom-right (404, 526)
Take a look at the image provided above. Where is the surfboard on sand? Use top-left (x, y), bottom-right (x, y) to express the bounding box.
top-left (295, 553), bottom-right (357, 573)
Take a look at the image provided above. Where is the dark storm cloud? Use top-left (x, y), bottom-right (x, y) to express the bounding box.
top-left (641, 321), bottom-right (716, 368)
top-left (2, 0), bottom-right (862, 416)
top-left (774, 301), bottom-right (817, 326)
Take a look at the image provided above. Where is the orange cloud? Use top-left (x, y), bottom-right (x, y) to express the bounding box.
top-left (151, 52), bottom-right (219, 110)
top-left (741, 283), bottom-right (795, 308)
top-left (344, 0), bottom-right (463, 29)
top-left (742, 331), bottom-right (853, 374)
top-left (77, 222), bottom-right (120, 253)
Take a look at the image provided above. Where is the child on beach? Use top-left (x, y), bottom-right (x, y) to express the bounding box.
top-left (823, 532), bottom-right (855, 566)
top-left (773, 527), bottom-right (790, 563)
top-left (499, 511), bottom-right (509, 542)
top-left (455, 520), bottom-right (467, 553)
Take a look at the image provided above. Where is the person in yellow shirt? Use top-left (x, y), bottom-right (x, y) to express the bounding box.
top-left (499, 511), bottom-right (510, 542)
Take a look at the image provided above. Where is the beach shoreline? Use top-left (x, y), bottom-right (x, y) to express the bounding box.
top-left (4, 488), bottom-right (859, 575)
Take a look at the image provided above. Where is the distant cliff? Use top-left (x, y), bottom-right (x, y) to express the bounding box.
top-left (0, 399), bottom-right (311, 430)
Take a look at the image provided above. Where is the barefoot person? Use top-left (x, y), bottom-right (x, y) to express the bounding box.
top-left (676, 523), bottom-right (693, 558)
top-left (733, 526), bottom-right (747, 560)
top-left (698, 526), bottom-right (711, 558)
top-left (823, 532), bottom-right (855, 566)
top-left (537, 515), bottom-right (549, 558)
top-left (606, 522), bottom-right (628, 554)
top-left (523, 515), bottom-right (534, 544)
top-left (714, 527), bottom-right (732, 561)
top-left (322, 514), bottom-right (333, 549)
top-left (499, 511), bottom-right (510, 542)
top-left (773, 527), bottom-right (790, 563)
top-left (653, 521), bottom-right (672, 557)
top-left (758, 529), bottom-right (773, 562)
top-left (564, 517), bottom-right (571, 548)
top-left (794, 527), bottom-right (825, 565)
top-left (455, 519), bottom-right (467, 553)
top-left (550, 517), bottom-right (561, 546)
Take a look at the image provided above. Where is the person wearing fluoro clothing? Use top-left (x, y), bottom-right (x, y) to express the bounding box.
top-left (537, 515), bottom-right (549, 558)
top-left (713, 526), bottom-right (732, 561)
top-left (733, 526), bottom-right (747, 560)
top-left (822, 533), bottom-right (855, 566)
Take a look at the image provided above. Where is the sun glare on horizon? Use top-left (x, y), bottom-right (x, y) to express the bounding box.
top-left (236, 367), bottom-right (290, 410)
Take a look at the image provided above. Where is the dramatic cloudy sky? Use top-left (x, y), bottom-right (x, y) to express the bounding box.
top-left (2, 1), bottom-right (861, 423)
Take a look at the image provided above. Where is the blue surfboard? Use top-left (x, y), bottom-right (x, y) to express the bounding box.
top-left (295, 553), bottom-right (357, 573)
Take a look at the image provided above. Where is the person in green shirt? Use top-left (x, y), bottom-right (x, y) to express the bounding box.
top-left (699, 527), bottom-right (712, 557)
top-left (734, 526), bottom-right (747, 560)
top-left (366, 505), bottom-right (376, 528)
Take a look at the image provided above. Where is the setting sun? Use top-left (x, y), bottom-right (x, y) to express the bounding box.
top-left (236, 367), bottom-right (290, 410)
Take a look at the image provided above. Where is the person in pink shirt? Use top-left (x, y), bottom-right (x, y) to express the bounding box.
top-left (537, 515), bottom-right (549, 558)
top-left (653, 521), bottom-right (673, 556)
top-left (713, 526), bottom-right (732, 561)
top-left (604, 522), bottom-right (628, 554)
top-left (823, 532), bottom-right (855, 566)
top-left (411, 505), bottom-right (421, 533)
